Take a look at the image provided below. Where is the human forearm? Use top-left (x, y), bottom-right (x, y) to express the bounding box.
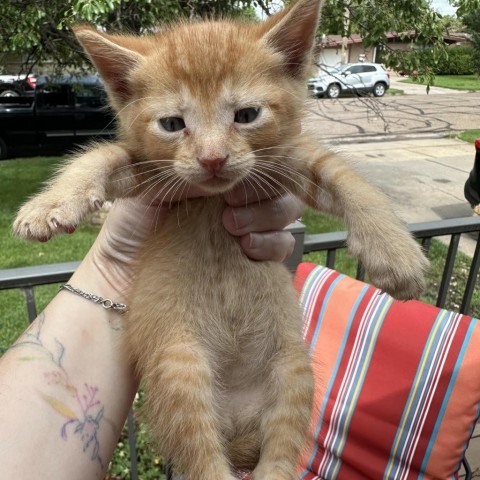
top-left (0, 254), bottom-right (137, 480)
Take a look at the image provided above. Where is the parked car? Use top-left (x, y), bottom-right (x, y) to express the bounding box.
top-left (308, 63), bottom-right (390, 99)
top-left (464, 138), bottom-right (480, 212)
top-left (0, 74), bottom-right (115, 159)
top-left (0, 74), bottom-right (37, 97)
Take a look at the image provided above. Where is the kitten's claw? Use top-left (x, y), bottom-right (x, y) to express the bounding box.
top-left (13, 189), bottom-right (104, 241)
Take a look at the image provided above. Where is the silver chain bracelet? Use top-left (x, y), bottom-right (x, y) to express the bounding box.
top-left (59, 283), bottom-right (128, 314)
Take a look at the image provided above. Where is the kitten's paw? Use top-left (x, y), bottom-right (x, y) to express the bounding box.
top-left (13, 189), bottom-right (105, 241)
top-left (350, 231), bottom-right (429, 301)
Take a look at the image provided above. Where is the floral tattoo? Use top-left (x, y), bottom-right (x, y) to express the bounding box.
top-left (11, 312), bottom-right (115, 470)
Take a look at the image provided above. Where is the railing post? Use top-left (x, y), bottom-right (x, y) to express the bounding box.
top-left (22, 286), bottom-right (37, 323)
top-left (284, 221), bottom-right (306, 273)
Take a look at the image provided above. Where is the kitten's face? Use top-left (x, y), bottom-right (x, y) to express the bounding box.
top-left (74, 0), bottom-right (321, 195)
top-left (124, 25), bottom-right (301, 195)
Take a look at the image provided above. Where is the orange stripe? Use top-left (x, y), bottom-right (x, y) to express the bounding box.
top-left (297, 275), bottom-right (365, 474)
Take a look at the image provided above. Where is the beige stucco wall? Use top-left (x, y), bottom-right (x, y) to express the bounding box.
top-left (349, 44), bottom-right (376, 63)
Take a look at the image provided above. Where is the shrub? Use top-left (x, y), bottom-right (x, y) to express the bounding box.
top-left (433, 46), bottom-right (476, 75)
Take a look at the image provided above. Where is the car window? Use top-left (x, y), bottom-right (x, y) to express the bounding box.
top-left (39, 85), bottom-right (71, 108)
top-left (363, 65), bottom-right (377, 73)
top-left (74, 85), bottom-right (107, 108)
top-left (345, 65), bottom-right (364, 74)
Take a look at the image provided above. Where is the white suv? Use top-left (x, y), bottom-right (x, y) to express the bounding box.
top-left (308, 63), bottom-right (390, 99)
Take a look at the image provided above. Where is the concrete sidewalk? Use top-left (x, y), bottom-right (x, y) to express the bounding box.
top-left (333, 135), bottom-right (477, 255)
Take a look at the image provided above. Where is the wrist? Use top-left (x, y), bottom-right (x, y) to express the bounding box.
top-left (69, 249), bottom-right (131, 305)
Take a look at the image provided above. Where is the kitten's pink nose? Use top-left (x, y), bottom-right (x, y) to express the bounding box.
top-left (198, 155), bottom-right (228, 174)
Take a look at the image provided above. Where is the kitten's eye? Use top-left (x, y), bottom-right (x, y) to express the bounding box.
top-left (234, 107), bottom-right (260, 124)
top-left (159, 117), bottom-right (186, 132)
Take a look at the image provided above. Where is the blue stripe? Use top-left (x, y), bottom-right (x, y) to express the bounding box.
top-left (383, 310), bottom-right (454, 479)
top-left (301, 282), bottom-right (370, 476)
top-left (454, 384), bottom-right (480, 474)
top-left (325, 294), bottom-right (392, 480)
top-left (418, 316), bottom-right (477, 478)
top-left (308, 274), bottom-right (344, 356)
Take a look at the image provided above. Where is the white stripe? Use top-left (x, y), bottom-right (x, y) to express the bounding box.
top-left (398, 313), bottom-right (461, 480)
top-left (318, 292), bottom-right (384, 477)
top-left (394, 311), bottom-right (458, 480)
top-left (301, 268), bottom-right (333, 339)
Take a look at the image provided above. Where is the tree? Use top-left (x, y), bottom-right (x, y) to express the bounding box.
top-left (0, 0), bottom-right (262, 74)
top-left (1, 0), bottom-right (479, 77)
top-left (462, 12), bottom-right (480, 74)
top-left (318, 0), bottom-right (480, 84)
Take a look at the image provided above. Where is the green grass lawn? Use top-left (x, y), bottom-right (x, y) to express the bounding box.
top-left (1, 154), bottom-right (479, 478)
top-left (401, 74), bottom-right (480, 91)
top-left (386, 87), bottom-right (405, 95)
top-left (0, 156), bottom-right (100, 351)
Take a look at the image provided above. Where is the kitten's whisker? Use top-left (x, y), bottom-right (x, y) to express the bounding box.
top-left (112, 166), bottom-right (165, 183)
top-left (168, 178), bottom-right (186, 209)
top-left (135, 171), bottom-right (177, 203)
top-left (125, 169), bottom-right (176, 197)
top-left (249, 170), bottom-right (293, 221)
top-left (256, 159), bottom-right (319, 189)
top-left (156, 176), bottom-right (186, 207)
top-left (256, 163), bottom-right (316, 204)
top-left (250, 169), bottom-right (290, 199)
top-left (244, 176), bottom-right (263, 205)
top-left (245, 173), bottom-right (274, 204)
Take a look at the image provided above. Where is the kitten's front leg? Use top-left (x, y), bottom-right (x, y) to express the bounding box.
top-left (291, 142), bottom-right (429, 300)
top-left (13, 142), bottom-right (136, 241)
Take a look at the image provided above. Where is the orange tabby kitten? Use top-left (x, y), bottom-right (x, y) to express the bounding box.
top-left (13, 0), bottom-right (428, 478)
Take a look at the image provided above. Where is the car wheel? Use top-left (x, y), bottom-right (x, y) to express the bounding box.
top-left (373, 82), bottom-right (386, 97)
top-left (0, 137), bottom-right (8, 160)
top-left (326, 84), bottom-right (341, 99)
top-left (0, 89), bottom-right (20, 97)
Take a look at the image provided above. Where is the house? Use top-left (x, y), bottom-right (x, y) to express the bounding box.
top-left (316, 31), bottom-right (470, 68)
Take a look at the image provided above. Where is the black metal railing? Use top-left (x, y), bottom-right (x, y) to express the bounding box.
top-left (1, 216), bottom-right (479, 480)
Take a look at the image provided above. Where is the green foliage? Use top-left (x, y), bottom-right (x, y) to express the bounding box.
top-left (318, 0), bottom-right (478, 86)
top-left (462, 11), bottom-right (480, 74)
top-left (319, 0), bottom-right (480, 86)
top-left (433, 46), bottom-right (476, 75)
top-left (0, 0), bottom-right (265, 74)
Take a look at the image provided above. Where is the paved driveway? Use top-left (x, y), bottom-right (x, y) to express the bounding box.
top-left (303, 90), bottom-right (480, 255)
top-left (305, 91), bottom-right (480, 139)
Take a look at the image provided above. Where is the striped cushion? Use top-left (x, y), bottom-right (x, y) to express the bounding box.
top-left (294, 263), bottom-right (480, 480)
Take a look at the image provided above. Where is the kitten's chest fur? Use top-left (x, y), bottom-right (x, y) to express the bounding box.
top-left (128, 195), bottom-right (302, 387)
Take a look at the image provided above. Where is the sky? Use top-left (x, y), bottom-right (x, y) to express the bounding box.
top-left (256, 1), bottom-right (458, 18)
top-left (431, 0), bottom-right (457, 15)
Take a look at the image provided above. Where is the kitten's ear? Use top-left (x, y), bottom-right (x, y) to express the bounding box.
top-left (261, 0), bottom-right (323, 78)
top-left (73, 26), bottom-right (146, 105)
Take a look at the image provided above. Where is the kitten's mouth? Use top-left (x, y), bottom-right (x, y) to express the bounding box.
top-left (197, 174), bottom-right (237, 192)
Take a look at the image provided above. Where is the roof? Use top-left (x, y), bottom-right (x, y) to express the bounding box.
top-left (319, 31), bottom-right (470, 49)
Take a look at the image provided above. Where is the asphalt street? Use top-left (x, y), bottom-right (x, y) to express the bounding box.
top-left (303, 85), bottom-right (480, 255)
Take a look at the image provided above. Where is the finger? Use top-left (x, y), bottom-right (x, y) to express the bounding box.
top-left (224, 181), bottom-right (279, 207)
top-left (239, 231), bottom-right (296, 262)
top-left (222, 193), bottom-right (304, 236)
